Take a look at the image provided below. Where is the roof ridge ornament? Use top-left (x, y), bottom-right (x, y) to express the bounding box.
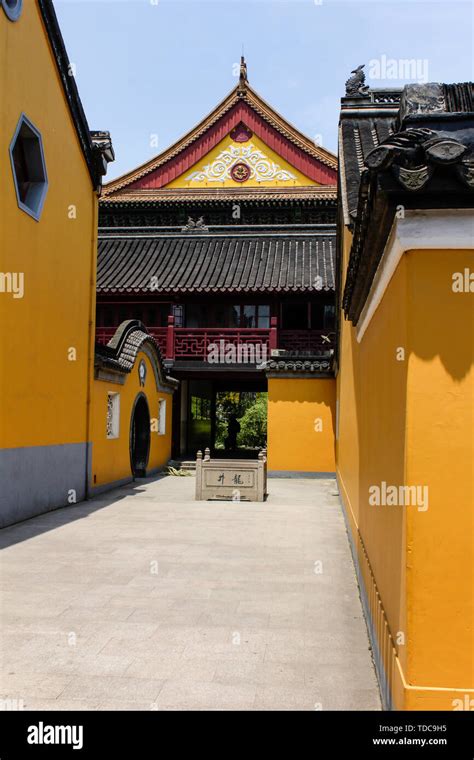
top-left (238, 56), bottom-right (248, 94)
top-left (345, 64), bottom-right (370, 98)
top-left (181, 216), bottom-right (209, 233)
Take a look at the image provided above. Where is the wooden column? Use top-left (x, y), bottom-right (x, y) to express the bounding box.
top-left (269, 316), bottom-right (278, 352)
top-left (166, 314), bottom-right (175, 359)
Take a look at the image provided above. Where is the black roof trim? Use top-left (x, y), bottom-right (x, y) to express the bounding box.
top-left (37, 0), bottom-right (113, 191)
top-left (95, 320), bottom-right (178, 389)
top-left (342, 81), bottom-right (474, 324)
top-left (264, 354), bottom-right (334, 377)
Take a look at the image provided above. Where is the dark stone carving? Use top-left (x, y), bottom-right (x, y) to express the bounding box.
top-left (364, 128), bottom-right (437, 170)
top-left (365, 127), bottom-right (471, 189)
top-left (425, 140), bottom-right (469, 164)
top-left (456, 162), bottom-right (474, 188)
top-left (399, 83), bottom-right (445, 121)
top-left (181, 216), bottom-right (209, 233)
top-left (391, 164), bottom-right (433, 191)
top-left (345, 65), bottom-right (370, 97)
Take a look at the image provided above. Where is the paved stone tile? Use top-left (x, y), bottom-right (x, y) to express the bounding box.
top-left (23, 699), bottom-right (101, 711)
top-left (156, 680), bottom-right (256, 710)
top-left (60, 675), bottom-right (164, 703)
top-left (0, 673), bottom-right (72, 700)
top-left (125, 657), bottom-right (216, 682)
top-left (0, 476), bottom-right (381, 710)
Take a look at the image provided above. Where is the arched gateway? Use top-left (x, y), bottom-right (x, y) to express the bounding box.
top-left (130, 393), bottom-right (151, 477)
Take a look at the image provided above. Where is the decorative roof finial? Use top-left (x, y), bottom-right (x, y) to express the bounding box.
top-left (239, 55), bottom-right (248, 89)
top-left (345, 64), bottom-right (370, 97)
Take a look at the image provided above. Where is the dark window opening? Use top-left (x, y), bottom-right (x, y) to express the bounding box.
top-left (187, 304), bottom-right (270, 328)
top-left (10, 115), bottom-right (48, 220)
top-left (281, 303), bottom-right (308, 330)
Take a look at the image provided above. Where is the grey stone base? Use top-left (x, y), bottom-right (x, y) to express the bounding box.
top-left (0, 443), bottom-right (88, 528)
top-left (337, 474), bottom-right (389, 710)
top-left (88, 465), bottom-right (170, 498)
top-left (268, 471), bottom-right (336, 479)
top-left (88, 475), bottom-right (133, 498)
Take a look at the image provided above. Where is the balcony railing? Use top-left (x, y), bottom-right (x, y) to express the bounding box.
top-left (96, 317), bottom-right (334, 360)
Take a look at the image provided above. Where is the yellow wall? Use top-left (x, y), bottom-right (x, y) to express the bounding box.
top-left (167, 132), bottom-right (318, 189)
top-left (90, 350), bottom-right (173, 488)
top-left (404, 249), bottom-right (474, 706)
top-left (0, 2), bottom-right (96, 449)
top-left (337, 256), bottom-right (408, 709)
top-left (337, 239), bottom-right (474, 710)
top-left (268, 378), bottom-right (336, 472)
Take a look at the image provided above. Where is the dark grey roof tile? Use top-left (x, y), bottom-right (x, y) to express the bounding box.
top-left (97, 232), bottom-right (336, 293)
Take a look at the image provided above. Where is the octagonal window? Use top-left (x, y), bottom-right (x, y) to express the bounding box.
top-left (2, 0), bottom-right (23, 22)
top-left (9, 114), bottom-right (48, 221)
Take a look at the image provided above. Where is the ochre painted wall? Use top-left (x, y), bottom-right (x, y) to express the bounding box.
top-left (337, 241), bottom-right (474, 710)
top-left (404, 249), bottom-right (474, 706)
top-left (337, 255), bottom-right (408, 709)
top-left (267, 378), bottom-right (336, 472)
top-left (90, 350), bottom-right (173, 489)
top-left (166, 132), bottom-right (318, 189)
top-left (0, 2), bottom-right (96, 449)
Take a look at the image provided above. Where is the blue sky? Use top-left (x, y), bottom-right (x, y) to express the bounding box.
top-left (55, 0), bottom-right (474, 180)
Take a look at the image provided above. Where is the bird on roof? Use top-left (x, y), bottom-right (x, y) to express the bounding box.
top-left (345, 65), bottom-right (370, 97)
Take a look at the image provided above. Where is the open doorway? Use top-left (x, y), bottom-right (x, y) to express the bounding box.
top-left (130, 394), bottom-right (151, 477)
top-left (214, 391), bottom-right (267, 459)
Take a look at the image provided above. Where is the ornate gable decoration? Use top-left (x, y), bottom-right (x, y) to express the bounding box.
top-left (185, 143), bottom-right (297, 184)
top-left (102, 59), bottom-right (337, 197)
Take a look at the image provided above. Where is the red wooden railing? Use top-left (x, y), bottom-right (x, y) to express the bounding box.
top-left (96, 326), bottom-right (168, 355)
top-left (96, 317), bottom-right (332, 360)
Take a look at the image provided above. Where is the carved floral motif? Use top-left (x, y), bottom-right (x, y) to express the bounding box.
top-left (231, 162), bottom-right (251, 183)
top-left (185, 144), bottom-right (297, 184)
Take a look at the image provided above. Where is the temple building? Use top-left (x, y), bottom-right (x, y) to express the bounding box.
top-left (97, 59), bottom-right (338, 471)
top-left (2, 1), bottom-right (473, 713)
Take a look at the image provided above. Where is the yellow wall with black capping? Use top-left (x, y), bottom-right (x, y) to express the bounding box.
top-left (336, 238), bottom-right (474, 710)
top-left (0, 0), bottom-right (97, 450)
top-left (90, 350), bottom-right (173, 489)
top-left (267, 378), bottom-right (336, 473)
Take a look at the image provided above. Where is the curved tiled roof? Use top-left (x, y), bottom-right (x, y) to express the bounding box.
top-left (265, 357), bottom-right (333, 375)
top-left (95, 320), bottom-right (178, 389)
top-left (97, 230), bottom-right (336, 294)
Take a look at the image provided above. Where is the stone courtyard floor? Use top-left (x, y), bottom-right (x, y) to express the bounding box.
top-left (0, 476), bottom-right (381, 711)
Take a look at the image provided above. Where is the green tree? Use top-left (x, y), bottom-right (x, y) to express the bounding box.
top-left (237, 395), bottom-right (267, 448)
